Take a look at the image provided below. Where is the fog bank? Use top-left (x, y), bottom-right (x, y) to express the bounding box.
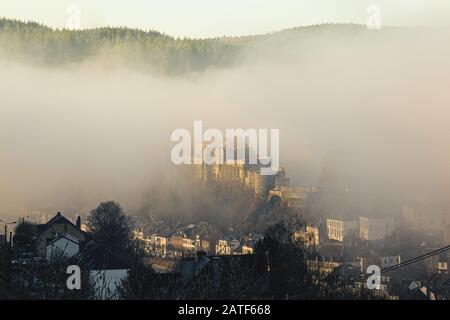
top-left (1, 26), bottom-right (450, 221)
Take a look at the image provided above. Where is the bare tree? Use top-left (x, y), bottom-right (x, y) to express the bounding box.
top-left (87, 201), bottom-right (133, 252)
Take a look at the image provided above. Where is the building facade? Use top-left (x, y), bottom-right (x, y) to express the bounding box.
top-left (326, 219), bottom-right (344, 242)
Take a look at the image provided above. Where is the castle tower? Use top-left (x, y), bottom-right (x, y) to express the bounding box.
top-left (254, 172), bottom-right (276, 198)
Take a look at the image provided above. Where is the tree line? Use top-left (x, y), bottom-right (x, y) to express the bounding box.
top-left (0, 18), bottom-right (367, 74)
top-left (0, 18), bottom-right (243, 74)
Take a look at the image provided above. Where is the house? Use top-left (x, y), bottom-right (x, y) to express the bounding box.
top-left (151, 232), bottom-right (171, 257)
top-left (76, 241), bottom-right (130, 300)
top-left (46, 233), bottom-right (80, 262)
top-left (241, 233), bottom-right (263, 255)
top-left (132, 229), bottom-right (145, 241)
top-left (132, 229), bottom-right (153, 254)
top-left (242, 245), bottom-right (254, 255)
top-left (423, 250), bottom-right (449, 275)
top-left (437, 261), bottom-right (448, 275)
top-left (182, 237), bottom-right (196, 252)
top-left (176, 223), bottom-right (213, 255)
top-left (294, 225), bottom-right (320, 247)
top-left (307, 259), bottom-right (341, 275)
top-left (408, 285), bottom-right (437, 300)
top-left (167, 230), bottom-right (210, 256)
top-left (195, 235), bottom-right (210, 253)
top-left (359, 250), bottom-right (401, 273)
top-left (359, 217), bottom-right (395, 241)
top-left (380, 255), bottom-right (401, 268)
top-left (169, 232), bottom-right (185, 252)
top-left (354, 275), bottom-right (395, 298)
top-left (216, 240), bottom-right (231, 255)
top-left (325, 218), bottom-right (344, 242)
top-left (230, 239), bottom-right (241, 254)
top-left (36, 212), bottom-right (86, 257)
top-left (422, 246), bottom-right (446, 275)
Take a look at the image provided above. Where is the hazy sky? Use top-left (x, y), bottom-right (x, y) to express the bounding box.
top-left (1, 0), bottom-right (450, 37)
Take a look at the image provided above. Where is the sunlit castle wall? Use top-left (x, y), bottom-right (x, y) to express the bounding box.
top-left (253, 170), bottom-right (276, 198)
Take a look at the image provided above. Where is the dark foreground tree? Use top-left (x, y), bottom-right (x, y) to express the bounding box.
top-left (181, 253), bottom-right (258, 299)
top-left (254, 217), bottom-right (308, 298)
top-left (87, 201), bottom-right (133, 252)
top-left (0, 244), bottom-right (14, 299)
top-left (180, 217), bottom-right (307, 300)
top-left (118, 243), bottom-right (181, 299)
top-left (13, 221), bottom-right (37, 253)
top-left (13, 252), bottom-right (95, 300)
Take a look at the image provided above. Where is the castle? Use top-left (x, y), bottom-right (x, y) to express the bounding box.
top-left (194, 160), bottom-right (318, 210)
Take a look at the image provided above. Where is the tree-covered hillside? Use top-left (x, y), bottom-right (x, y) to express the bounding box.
top-left (0, 18), bottom-right (369, 74)
top-left (0, 18), bottom-right (247, 74)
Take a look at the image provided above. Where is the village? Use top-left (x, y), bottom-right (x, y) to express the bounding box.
top-left (2, 161), bottom-right (450, 300)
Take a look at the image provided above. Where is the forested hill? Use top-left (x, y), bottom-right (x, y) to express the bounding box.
top-left (0, 18), bottom-right (372, 74)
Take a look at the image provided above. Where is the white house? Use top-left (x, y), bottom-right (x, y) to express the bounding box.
top-left (90, 269), bottom-right (129, 300)
top-left (80, 241), bottom-right (130, 300)
top-left (46, 233), bottom-right (80, 262)
top-left (151, 233), bottom-right (169, 257)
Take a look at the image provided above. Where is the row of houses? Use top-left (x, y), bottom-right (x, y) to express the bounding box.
top-left (324, 216), bottom-right (396, 242)
top-left (133, 226), bottom-right (265, 258)
top-left (287, 215), bottom-right (396, 250)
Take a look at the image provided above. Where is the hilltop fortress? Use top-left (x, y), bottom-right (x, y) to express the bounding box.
top-left (194, 161), bottom-right (319, 210)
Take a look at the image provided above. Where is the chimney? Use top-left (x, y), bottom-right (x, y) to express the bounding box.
top-left (76, 216), bottom-right (81, 229)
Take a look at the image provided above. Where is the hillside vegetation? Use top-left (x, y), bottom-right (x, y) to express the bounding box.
top-left (0, 18), bottom-right (370, 74)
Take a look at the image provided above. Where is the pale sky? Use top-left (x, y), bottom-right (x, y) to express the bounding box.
top-left (1, 0), bottom-right (450, 38)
